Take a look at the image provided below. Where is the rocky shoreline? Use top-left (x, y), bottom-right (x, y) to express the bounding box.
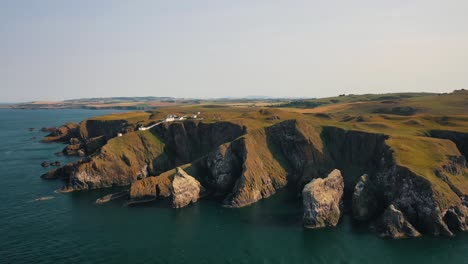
top-left (39, 115), bottom-right (468, 238)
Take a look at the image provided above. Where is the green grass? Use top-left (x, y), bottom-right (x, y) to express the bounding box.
top-left (387, 135), bottom-right (464, 209)
top-left (89, 111), bottom-right (151, 123)
top-left (79, 90), bottom-right (468, 210)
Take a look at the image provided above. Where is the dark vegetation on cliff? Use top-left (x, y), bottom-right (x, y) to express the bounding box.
top-left (41, 90), bottom-right (468, 238)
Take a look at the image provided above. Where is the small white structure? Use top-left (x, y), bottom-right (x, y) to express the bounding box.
top-left (117, 133), bottom-right (123, 137)
top-left (138, 127), bottom-right (148, 131)
top-left (178, 116), bottom-right (186, 121)
top-left (165, 115), bottom-right (176, 122)
top-left (192, 115), bottom-right (197, 119)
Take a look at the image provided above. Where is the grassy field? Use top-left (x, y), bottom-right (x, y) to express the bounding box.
top-left (88, 111), bottom-right (151, 122)
top-left (79, 90), bottom-right (468, 204)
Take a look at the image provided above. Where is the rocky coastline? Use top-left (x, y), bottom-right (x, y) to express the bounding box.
top-left (39, 113), bottom-right (468, 238)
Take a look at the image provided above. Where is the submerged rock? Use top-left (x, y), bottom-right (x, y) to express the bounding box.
top-left (95, 191), bottom-right (128, 204)
top-left (379, 204), bottom-right (421, 238)
top-left (34, 196), bottom-right (54, 201)
top-left (171, 167), bottom-right (204, 208)
top-left (303, 169), bottom-right (344, 229)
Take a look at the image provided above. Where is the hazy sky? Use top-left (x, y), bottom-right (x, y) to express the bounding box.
top-left (1, 1), bottom-right (468, 102)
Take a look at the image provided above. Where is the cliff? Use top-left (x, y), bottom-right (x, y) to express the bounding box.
top-left (42, 113), bottom-right (468, 237)
top-left (44, 121), bottom-right (244, 191)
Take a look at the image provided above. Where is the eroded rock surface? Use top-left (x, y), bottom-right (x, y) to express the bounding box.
top-left (352, 174), bottom-right (379, 221)
top-left (42, 123), bottom-right (79, 143)
top-left (303, 169), bottom-right (344, 229)
top-left (205, 141), bottom-right (243, 195)
top-left (171, 167), bottom-right (204, 208)
top-left (41, 117), bottom-right (468, 238)
top-left (379, 204), bottom-right (421, 238)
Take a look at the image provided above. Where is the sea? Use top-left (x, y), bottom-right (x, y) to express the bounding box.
top-left (0, 109), bottom-right (467, 264)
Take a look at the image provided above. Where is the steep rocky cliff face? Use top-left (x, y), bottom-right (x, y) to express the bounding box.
top-left (42, 117), bottom-right (144, 157)
top-left (44, 121), bottom-right (244, 191)
top-left (321, 126), bottom-right (468, 237)
top-left (128, 120), bottom-right (314, 208)
top-left (152, 121), bottom-right (244, 166)
top-left (221, 130), bottom-right (289, 207)
top-left (42, 117), bottom-right (468, 237)
top-left (321, 126), bottom-right (391, 192)
top-left (352, 174), bottom-right (379, 221)
top-left (204, 140), bottom-right (244, 196)
top-left (79, 119), bottom-right (138, 140)
top-left (200, 119), bottom-right (326, 207)
top-left (265, 120), bottom-right (331, 187)
top-left (42, 123), bottom-right (80, 143)
top-left (328, 131), bottom-right (468, 236)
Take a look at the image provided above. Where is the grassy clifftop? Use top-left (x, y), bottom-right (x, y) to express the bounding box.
top-left (43, 90), bottom-right (468, 237)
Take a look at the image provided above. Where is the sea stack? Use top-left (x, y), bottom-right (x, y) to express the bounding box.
top-left (302, 169), bottom-right (344, 229)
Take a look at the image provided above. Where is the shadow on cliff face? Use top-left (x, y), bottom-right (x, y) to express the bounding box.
top-left (152, 121), bottom-right (245, 166)
top-left (264, 122), bottom-right (391, 218)
top-left (265, 120), bottom-right (332, 189)
top-left (263, 121), bottom-right (396, 230)
top-left (320, 126), bottom-right (390, 194)
top-left (43, 117), bottom-right (468, 237)
top-left (429, 130), bottom-right (468, 159)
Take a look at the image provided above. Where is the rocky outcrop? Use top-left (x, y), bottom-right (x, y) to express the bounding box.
top-left (352, 174), bottom-right (380, 221)
top-left (171, 167), bottom-right (204, 208)
top-left (379, 204), bottom-right (421, 238)
top-left (266, 120), bottom-right (331, 187)
top-left (128, 170), bottom-right (173, 204)
top-left (321, 126), bottom-right (390, 190)
top-left (302, 169), bottom-right (344, 229)
top-left (443, 207), bottom-right (468, 232)
top-left (128, 166), bottom-right (204, 208)
top-left (62, 135), bottom-right (106, 156)
top-left (48, 121), bottom-right (244, 191)
top-left (40, 114), bottom-right (468, 238)
top-left (42, 123), bottom-right (79, 143)
top-left (79, 119), bottom-right (136, 140)
top-left (63, 143), bottom-right (84, 156)
top-left (222, 130), bottom-right (288, 207)
top-left (152, 121), bottom-right (244, 166)
top-left (205, 141), bottom-right (243, 196)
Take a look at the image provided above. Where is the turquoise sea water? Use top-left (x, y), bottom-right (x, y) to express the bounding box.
top-left (0, 109), bottom-right (467, 264)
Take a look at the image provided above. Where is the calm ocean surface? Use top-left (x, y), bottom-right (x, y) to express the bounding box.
top-left (0, 109), bottom-right (467, 264)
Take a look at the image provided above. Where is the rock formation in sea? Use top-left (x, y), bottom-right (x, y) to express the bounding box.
top-left (171, 167), bottom-right (204, 208)
top-left (379, 204), bottom-right (421, 238)
top-left (40, 115), bottom-right (468, 238)
top-left (302, 169), bottom-right (344, 228)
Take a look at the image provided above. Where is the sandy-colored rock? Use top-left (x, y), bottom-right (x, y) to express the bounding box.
top-left (303, 169), bottom-right (344, 229)
top-left (171, 167), bottom-right (204, 208)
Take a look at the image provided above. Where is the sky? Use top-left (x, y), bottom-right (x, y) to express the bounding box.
top-left (1, 0), bottom-right (468, 102)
